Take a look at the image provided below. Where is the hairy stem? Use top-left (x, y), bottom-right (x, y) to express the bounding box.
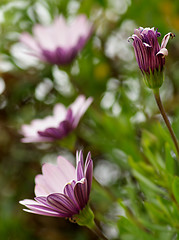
top-left (153, 88), bottom-right (179, 158)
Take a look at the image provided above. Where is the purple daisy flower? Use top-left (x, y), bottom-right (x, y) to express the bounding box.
top-left (20, 15), bottom-right (93, 65)
top-left (20, 151), bottom-right (93, 218)
top-left (21, 95), bottom-right (93, 143)
top-left (129, 27), bottom-right (174, 88)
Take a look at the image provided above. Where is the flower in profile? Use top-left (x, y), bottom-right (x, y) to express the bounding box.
top-left (20, 15), bottom-right (93, 65)
top-left (21, 95), bottom-right (93, 143)
top-left (20, 151), bottom-right (93, 220)
top-left (129, 27), bottom-right (174, 89)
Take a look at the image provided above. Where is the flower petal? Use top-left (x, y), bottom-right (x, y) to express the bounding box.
top-left (20, 32), bottom-right (40, 54)
top-left (36, 160), bottom-right (74, 196)
top-left (71, 95), bottom-right (93, 128)
top-left (76, 150), bottom-right (84, 181)
top-left (133, 37), bottom-right (148, 72)
top-left (57, 156), bottom-right (76, 182)
top-left (35, 174), bottom-right (55, 196)
top-left (84, 153), bottom-right (93, 198)
top-left (63, 181), bottom-right (80, 210)
top-left (38, 120), bottom-right (73, 139)
top-left (53, 103), bottom-right (67, 121)
top-left (156, 48), bottom-right (168, 57)
top-left (161, 32), bottom-right (175, 49)
top-left (19, 199), bottom-right (65, 217)
top-left (47, 193), bottom-right (79, 216)
top-left (23, 208), bottom-right (66, 217)
top-left (74, 178), bottom-right (88, 209)
top-left (33, 24), bottom-right (57, 51)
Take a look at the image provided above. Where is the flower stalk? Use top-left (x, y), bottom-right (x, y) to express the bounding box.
top-left (153, 88), bottom-right (179, 158)
top-left (92, 223), bottom-right (109, 240)
top-left (73, 204), bottom-right (109, 240)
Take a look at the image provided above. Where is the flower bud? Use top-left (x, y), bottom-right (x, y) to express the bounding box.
top-left (129, 27), bottom-right (174, 89)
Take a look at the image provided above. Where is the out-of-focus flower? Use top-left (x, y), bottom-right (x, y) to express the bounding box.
top-left (129, 27), bottom-right (174, 89)
top-left (21, 95), bottom-right (93, 143)
top-left (20, 151), bottom-right (93, 220)
top-left (20, 15), bottom-right (93, 65)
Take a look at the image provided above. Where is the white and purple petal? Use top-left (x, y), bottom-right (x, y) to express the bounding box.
top-left (63, 181), bottom-right (80, 210)
top-left (130, 27), bottom-right (174, 74)
top-left (74, 178), bottom-right (88, 209)
top-left (70, 96), bottom-right (93, 128)
top-left (47, 193), bottom-right (79, 217)
top-left (21, 95), bottom-right (92, 143)
top-left (20, 15), bottom-right (92, 65)
top-left (19, 199), bottom-right (65, 217)
top-left (161, 32), bottom-right (175, 49)
top-left (20, 151), bottom-right (93, 218)
top-left (84, 152), bottom-right (93, 197)
top-left (76, 150), bottom-right (85, 181)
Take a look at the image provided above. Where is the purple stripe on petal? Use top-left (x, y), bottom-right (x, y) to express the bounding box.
top-left (57, 120), bottom-right (73, 135)
top-left (35, 196), bottom-right (66, 213)
top-left (23, 208), bottom-right (67, 217)
top-left (38, 127), bottom-right (64, 139)
top-left (19, 151), bottom-right (94, 219)
top-left (42, 49), bottom-right (59, 65)
top-left (63, 182), bottom-right (81, 210)
top-left (65, 108), bottom-right (74, 124)
top-left (38, 120), bottom-right (73, 140)
top-left (47, 193), bottom-right (79, 216)
top-left (85, 157), bottom-right (93, 198)
top-left (35, 196), bottom-right (49, 206)
top-left (55, 47), bottom-right (77, 65)
top-left (74, 179), bottom-right (88, 209)
top-left (130, 27), bottom-right (174, 77)
top-left (133, 38), bottom-right (147, 72)
top-left (21, 202), bottom-right (66, 216)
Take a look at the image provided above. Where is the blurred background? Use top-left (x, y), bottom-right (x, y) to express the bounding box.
top-left (1, 0), bottom-right (179, 239)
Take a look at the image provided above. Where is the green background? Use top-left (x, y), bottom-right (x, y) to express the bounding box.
top-left (1, 0), bottom-right (179, 239)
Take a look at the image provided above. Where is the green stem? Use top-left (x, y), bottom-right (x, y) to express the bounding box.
top-left (91, 222), bottom-right (109, 240)
top-left (74, 204), bottom-right (109, 240)
top-left (153, 88), bottom-right (179, 158)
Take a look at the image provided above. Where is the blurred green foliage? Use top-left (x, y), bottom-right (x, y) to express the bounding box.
top-left (1, 0), bottom-right (179, 239)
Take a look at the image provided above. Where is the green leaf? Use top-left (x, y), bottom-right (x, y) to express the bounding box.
top-left (133, 169), bottom-right (165, 195)
top-left (172, 176), bottom-right (179, 205)
top-left (165, 142), bottom-right (175, 175)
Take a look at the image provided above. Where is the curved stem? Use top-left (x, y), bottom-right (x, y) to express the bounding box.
top-left (91, 222), bottom-right (109, 240)
top-left (153, 88), bottom-right (179, 158)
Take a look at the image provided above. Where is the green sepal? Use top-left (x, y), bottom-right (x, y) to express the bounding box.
top-left (143, 68), bottom-right (164, 89)
top-left (72, 204), bottom-right (95, 230)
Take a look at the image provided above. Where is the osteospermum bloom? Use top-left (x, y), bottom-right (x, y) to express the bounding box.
top-left (20, 151), bottom-right (93, 219)
top-left (21, 95), bottom-right (93, 143)
top-left (20, 15), bottom-right (93, 65)
top-left (129, 27), bottom-right (174, 88)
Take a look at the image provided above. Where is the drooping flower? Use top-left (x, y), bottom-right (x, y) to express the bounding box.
top-left (20, 151), bottom-right (93, 219)
top-left (129, 27), bottom-right (174, 89)
top-left (20, 15), bottom-right (93, 65)
top-left (21, 95), bottom-right (93, 143)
